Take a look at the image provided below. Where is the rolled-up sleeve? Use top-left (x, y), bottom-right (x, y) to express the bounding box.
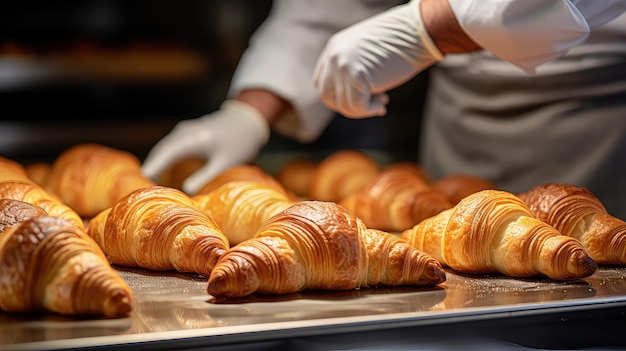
top-left (448, 0), bottom-right (626, 73)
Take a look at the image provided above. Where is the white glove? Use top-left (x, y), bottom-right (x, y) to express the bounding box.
top-left (141, 100), bottom-right (270, 195)
top-left (313, 0), bottom-right (443, 118)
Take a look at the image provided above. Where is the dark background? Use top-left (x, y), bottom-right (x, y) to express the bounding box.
top-left (0, 0), bottom-right (428, 168)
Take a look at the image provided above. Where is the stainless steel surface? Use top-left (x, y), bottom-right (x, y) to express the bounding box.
top-left (3, 267), bottom-right (626, 350)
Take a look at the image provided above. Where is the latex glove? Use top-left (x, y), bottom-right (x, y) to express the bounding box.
top-left (141, 100), bottom-right (270, 195)
top-left (313, 0), bottom-right (443, 118)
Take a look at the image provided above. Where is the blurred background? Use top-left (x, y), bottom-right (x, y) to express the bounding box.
top-left (0, 0), bottom-right (428, 171)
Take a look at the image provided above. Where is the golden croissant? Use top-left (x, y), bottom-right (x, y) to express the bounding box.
top-left (157, 157), bottom-right (205, 190)
top-left (339, 167), bottom-right (453, 232)
top-left (0, 198), bottom-right (47, 233)
top-left (0, 216), bottom-right (132, 318)
top-left (308, 149), bottom-right (381, 202)
top-left (24, 162), bottom-right (52, 187)
top-left (0, 180), bottom-right (85, 230)
top-left (86, 185), bottom-right (229, 277)
top-left (44, 143), bottom-right (155, 218)
top-left (401, 189), bottom-right (597, 281)
top-left (431, 173), bottom-right (497, 205)
top-left (207, 200), bottom-right (446, 298)
top-left (518, 183), bottom-right (626, 265)
top-left (192, 180), bottom-right (294, 246)
top-left (383, 161), bottom-right (430, 183)
top-left (0, 156), bottom-right (33, 183)
top-left (194, 164), bottom-right (293, 199)
top-left (275, 156), bottom-right (317, 199)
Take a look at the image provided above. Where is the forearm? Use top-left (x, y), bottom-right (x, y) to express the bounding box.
top-left (420, 0), bottom-right (481, 55)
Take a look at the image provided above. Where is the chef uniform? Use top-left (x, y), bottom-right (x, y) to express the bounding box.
top-left (236, 0), bottom-right (626, 217)
top-left (144, 0), bottom-right (626, 218)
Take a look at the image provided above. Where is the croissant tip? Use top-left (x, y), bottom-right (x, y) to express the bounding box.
top-left (207, 272), bottom-right (228, 297)
top-left (574, 252), bottom-right (598, 279)
top-left (427, 260), bottom-right (447, 285)
top-left (104, 289), bottom-right (133, 318)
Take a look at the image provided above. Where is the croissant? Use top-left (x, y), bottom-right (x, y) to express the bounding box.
top-left (275, 156), bottom-right (317, 198)
top-left (431, 173), bottom-right (497, 205)
top-left (157, 157), bottom-right (205, 190)
top-left (339, 167), bottom-right (453, 232)
top-left (0, 216), bottom-right (132, 318)
top-left (192, 180), bottom-right (294, 245)
top-left (86, 185), bottom-right (229, 276)
top-left (0, 180), bottom-right (85, 230)
top-left (0, 199), bottom-right (47, 233)
top-left (24, 162), bottom-right (52, 187)
top-left (44, 143), bottom-right (155, 218)
top-left (0, 156), bottom-right (33, 183)
top-left (207, 200), bottom-right (446, 298)
top-left (383, 161), bottom-right (430, 183)
top-left (518, 183), bottom-right (626, 265)
top-left (401, 189), bottom-right (597, 281)
top-left (308, 149), bottom-right (381, 202)
top-left (194, 164), bottom-right (293, 199)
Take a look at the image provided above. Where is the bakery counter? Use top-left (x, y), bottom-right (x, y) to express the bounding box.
top-left (3, 266), bottom-right (626, 350)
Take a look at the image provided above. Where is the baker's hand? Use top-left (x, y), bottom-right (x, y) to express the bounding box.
top-left (141, 100), bottom-right (270, 195)
top-left (313, 0), bottom-right (443, 118)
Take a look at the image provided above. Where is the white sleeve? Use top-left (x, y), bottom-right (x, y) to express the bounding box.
top-left (448, 0), bottom-right (626, 73)
top-left (227, 0), bottom-right (403, 143)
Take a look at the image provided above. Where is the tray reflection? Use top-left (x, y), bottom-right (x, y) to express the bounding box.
top-left (2, 266), bottom-right (626, 349)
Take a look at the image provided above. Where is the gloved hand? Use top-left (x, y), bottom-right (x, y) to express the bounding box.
top-left (313, 0), bottom-right (443, 118)
top-left (141, 100), bottom-right (270, 195)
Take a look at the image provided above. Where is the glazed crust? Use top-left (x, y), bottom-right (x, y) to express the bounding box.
top-left (402, 189), bottom-right (597, 281)
top-left (519, 182), bottom-right (626, 265)
top-left (207, 200), bottom-right (445, 298)
top-left (0, 216), bottom-right (132, 317)
top-left (86, 185), bottom-right (229, 276)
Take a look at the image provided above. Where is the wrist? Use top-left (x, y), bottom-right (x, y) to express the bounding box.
top-left (235, 89), bottom-right (291, 126)
top-left (420, 0), bottom-right (480, 54)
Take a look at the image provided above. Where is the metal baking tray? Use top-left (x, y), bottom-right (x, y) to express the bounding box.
top-left (3, 266), bottom-right (626, 350)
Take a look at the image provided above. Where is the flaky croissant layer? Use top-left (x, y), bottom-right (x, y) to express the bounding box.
top-left (401, 190), bottom-right (597, 281)
top-left (192, 180), bottom-right (294, 246)
top-left (519, 183), bottom-right (626, 265)
top-left (87, 185), bottom-right (229, 276)
top-left (207, 200), bottom-right (445, 299)
top-left (339, 168), bottom-right (452, 232)
top-left (0, 180), bottom-right (84, 230)
top-left (0, 216), bottom-right (132, 318)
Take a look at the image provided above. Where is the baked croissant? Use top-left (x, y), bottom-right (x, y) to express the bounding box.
top-left (0, 216), bottom-right (132, 318)
top-left (24, 162), bottom-right (52, 187)
top-left (339, 167), bottom-right (453, 232)
top-left (86, 185), bottom-right (229, 277)
top-left (44, 143), bottom-right (155, 218)
top-left (308, 149), bottom-right (381, 202)
top-left (0, 180), bottom-right (85, 230)
top-left (207, 200), bottom-right (446, 298)
top-left (518, 183), bottom-right (626, 265)
top-left (432, 173), bottom-right (497, 205)
top-left (0, 199), bottom-right (47, 233)
top-left (383, 161), bottom-right (430, 183)
top-left (275, 156), bottom-right (317, 199)
top-left (0, 156), bottom-right (33, 183)
top-left (192, 180), bottom-right (294, 245)
top-left (157, 157), bottom-right (205, 190)
top-left (194, 164), bottom-right (293, 199)
top-left (401, 190), bottom-right (597, 281)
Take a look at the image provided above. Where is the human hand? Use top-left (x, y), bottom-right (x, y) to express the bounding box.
top-left (313, 0), bottom-right (443, 118)
top-left (141, 100), bottom-right (270, 195)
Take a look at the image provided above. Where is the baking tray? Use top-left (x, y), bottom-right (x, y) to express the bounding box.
top-left (3, 266), bottom-right (626, 350)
